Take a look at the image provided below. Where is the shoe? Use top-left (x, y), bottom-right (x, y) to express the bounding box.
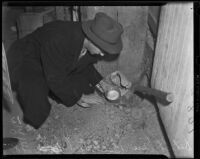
top-left (3, 137), bottom-right (19, 150)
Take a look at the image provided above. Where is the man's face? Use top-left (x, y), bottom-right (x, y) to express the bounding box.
top-left (85, 39), bottom-right (105, 56)
top-left (83, 38), bottom-right (120, 62)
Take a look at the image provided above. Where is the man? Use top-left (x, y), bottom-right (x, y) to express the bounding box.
top-left (6, 12), bottom-right (124, 129)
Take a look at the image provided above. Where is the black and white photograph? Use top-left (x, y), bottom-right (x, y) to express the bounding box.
top-left (2, 2), bottom-right (195, 158)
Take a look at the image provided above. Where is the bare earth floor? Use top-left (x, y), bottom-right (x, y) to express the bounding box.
top-left (3, 92), bottom-right (170, 156)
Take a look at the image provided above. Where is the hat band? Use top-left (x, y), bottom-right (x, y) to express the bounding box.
top-left (90, 25), bottom-right (118, 45)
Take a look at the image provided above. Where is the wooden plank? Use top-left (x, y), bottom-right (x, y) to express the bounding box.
top-left (2, 43), bottom-right (14, 105)
top-left (151, 3), bottom-right (193, 157)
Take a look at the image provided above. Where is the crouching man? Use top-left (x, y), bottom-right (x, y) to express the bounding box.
top-left (7, 12), bottom-right (128, 129)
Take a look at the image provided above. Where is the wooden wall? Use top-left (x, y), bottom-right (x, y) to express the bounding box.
top-left (151, 3), bottom-right (193, 157)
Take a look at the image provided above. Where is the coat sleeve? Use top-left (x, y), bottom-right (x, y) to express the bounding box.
top-left (69, 52), bottom-right (103, 87)
top-left (40, 37), bottom-right (84, 105)
top-left (86, 64), bottom-right (103, 87)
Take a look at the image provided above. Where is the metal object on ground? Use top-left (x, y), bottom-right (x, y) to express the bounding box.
top-left (3, 137), bottom-right (19, 150)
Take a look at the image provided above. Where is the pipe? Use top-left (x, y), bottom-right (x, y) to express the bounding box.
top-left (115, 71), bottom-right (174, 104)
top-left (133, 85), bottom-right (174, 104)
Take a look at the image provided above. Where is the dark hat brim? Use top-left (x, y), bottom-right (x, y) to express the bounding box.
top-left (82, 20), bottom-right (123, 54)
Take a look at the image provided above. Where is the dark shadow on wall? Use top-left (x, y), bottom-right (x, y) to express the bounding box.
top-left (3, 96), bottom-right (12, 113)
top-left (154, 99), bottom-right (175, 158)
top-left (136, 91), bottom-right (175, 158)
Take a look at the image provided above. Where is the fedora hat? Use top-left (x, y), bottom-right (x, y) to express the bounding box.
top-left (82, 12), bottom-right (123, 54)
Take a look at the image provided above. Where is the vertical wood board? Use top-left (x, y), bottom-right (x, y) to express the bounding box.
top-left (151, 3), bottom-right (193, 157)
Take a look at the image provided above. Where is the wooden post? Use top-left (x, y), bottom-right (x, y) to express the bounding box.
top-left (151, 3), bottom-right (193, 157)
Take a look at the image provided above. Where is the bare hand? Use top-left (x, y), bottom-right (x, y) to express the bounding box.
top-left (79, 93), bottom-right (104, 105)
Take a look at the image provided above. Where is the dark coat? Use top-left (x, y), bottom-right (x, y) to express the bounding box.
top-left (7, 20), bottom-right (103, 106)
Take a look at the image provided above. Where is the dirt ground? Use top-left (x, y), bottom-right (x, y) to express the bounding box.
top-left (3, 90), bottom-right (170, 156)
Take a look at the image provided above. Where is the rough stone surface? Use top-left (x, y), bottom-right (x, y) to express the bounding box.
top-left (117, 6), bottom-right (149, 84)
top-left (81, 6), bottom-right (149, 84)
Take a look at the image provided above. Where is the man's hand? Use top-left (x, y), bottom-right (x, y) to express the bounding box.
top-left (77, 92), bottom-right (104, 108)
top-left (97, 80), bottom-right (115, 93)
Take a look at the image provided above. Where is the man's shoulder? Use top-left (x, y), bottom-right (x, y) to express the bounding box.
top-left (42, 20), bottom-right (81, 31)
top-left (31, 21), bottom-right (82, 43)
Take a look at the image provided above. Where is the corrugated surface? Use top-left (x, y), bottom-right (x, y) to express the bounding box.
top-left (151, 3), bottom-right (193, 157)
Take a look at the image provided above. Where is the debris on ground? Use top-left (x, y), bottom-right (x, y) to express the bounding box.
top-left (3, 91), bottom-right (170, 156)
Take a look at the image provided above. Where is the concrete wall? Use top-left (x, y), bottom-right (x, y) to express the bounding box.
top-left (81, 6), bottom-right (149, 84)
